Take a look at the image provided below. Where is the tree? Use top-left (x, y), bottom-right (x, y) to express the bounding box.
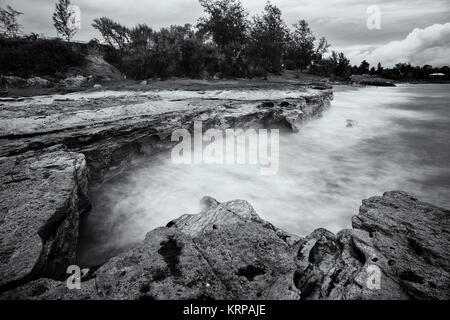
top-left (376, 62), bottom-right (383, 75)
top-left (53, 0), bottom-right (78, 41)
top-left (287, 19), bottom-right (316, 73)
top-left (358, 60), bottom-right (370, 74)
top-left (330, 51), bottom-right (351, 78)
top-left (314, 36), bottom-right (330, 61)
top-left (197, 0), bottom-right (249, 76)
top-left (92, 17), bottom-right (130, 50)
top-left (0, 5), bottom-right (23, 38)
top-left (197, 0), bottom-right (248, 49)
top-left (128, 24), bottom-right (154, 51)
top-left (250, 2), bottom-right (288, 79)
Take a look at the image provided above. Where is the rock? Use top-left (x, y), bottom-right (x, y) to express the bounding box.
top-left (1, 199), bottom-right (300, 300)
top-left (294, 191), bottom-right (450, 300)
top-left (0, 87), bottom-right (332, 297)
top-left (0, 277), bottom-right (98, 300)
top-left (58, 75), bottom-right (89, 89)
top-left (97, 198), bottom-right (300, 299)
top-left (0, 149), bottom-right (90, 292)
top-left (94, 227), bottom-right (228, 300)
top-left (179, 200), bottom-right (300, 299)
top-left (0, 88), bottom-right (332, 182)
top-left (1, 192), bottom-right (449, 300)
top-left (200, 196), bottom-right (220, 210)
top-left (0, 76), bottom-right (51, 89)
top-left (140, 80), bottom-right (147, 85)
top-left (3, 76), bottom-right (28, 88)
top-left (26, 77), bottom-right (51, 88)
top-left (84, 54), bottom-right (123, 81)
top-left (350, 75), bottom-right (395, 87)
top-left (352, 191), bottom-right (450, 299)
top-left (93, 84), bottom-right (102, 89)
top-left (346, 119), bottom-right (357, 128)
top-left (0, 76), bottom-right (7, 96)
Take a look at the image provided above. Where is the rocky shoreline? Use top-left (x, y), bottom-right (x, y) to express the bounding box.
top-left (1, 191), bottom-right (449, 300)
top-left (1, 86), bottom-right (449, 299)
top-left (0, 86), bottom-right (331, 293)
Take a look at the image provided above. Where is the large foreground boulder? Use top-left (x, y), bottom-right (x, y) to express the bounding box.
top-left (0, 149), bottom-right (90, 292)
top-left (294, 191), bottom-right (450, 299)
top-left (1, 199), bottom-right (300, 300)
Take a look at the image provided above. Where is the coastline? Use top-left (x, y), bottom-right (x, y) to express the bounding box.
top-left (0, 84), bottom-right (449, 300)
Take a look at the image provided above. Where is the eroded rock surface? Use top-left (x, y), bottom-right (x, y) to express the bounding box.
top-left (0, 148), bottom-right (89, 291)
top-left (0, 88), bottom-right (332, 182)
top-left (294, 191), bottom-right (449, 300)
top-left (1, 199), bottom-right (300, 299)
top-left (1, 192), bottom-right (449, 300)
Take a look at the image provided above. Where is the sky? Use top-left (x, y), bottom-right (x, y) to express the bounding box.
top-left (2, 0), bottom-right (450, 67)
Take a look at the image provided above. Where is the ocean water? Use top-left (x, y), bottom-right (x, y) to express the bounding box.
top-left (77, 84), bottom-right (450, 266)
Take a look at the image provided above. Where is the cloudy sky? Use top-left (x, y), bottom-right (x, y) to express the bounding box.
top-left (3, 0), bottom-right (450, 66)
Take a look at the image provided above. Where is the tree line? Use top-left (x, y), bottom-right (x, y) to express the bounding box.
top-left (0, 0), bottom-right (448, 81)
top-left (91, 0), bottom-right (336, 79)
top-left (350, 60), bottom-right (450, 81)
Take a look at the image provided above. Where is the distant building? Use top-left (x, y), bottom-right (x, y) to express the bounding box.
top-left (429, 73), bottom-right (446, 79)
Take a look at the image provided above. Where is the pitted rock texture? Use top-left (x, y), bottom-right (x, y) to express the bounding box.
top-left (1, 192), bottom-right (449, 300)
top-left (1, 199), bottom-right (300, 300)
top-left (294, 191), bottom-right (450, 300)
top-left (0, 149), bottom-right (89, 291)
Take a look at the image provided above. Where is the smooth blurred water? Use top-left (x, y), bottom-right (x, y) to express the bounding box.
top-left (78, 84), bottom-right (450, 266)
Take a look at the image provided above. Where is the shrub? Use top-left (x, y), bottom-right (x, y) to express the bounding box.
top-left (0, 38), bottom-right (85, 77)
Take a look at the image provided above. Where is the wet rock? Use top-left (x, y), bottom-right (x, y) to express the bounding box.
top-left (186, 201), bottom-right (300, 299)
top-left (59, 75), bottom-right (89, 89)
top-left (352, 191), bottom-right (450, 299)
top-left (294, 191), bottom-right (450, 300)
top-left (346, 119), bottom-right (357, 128)
top-left (0, 88), bottom-right (331, 296)
top-left (172, 198), bottom-right (300, 245)
top-left (1, 199), bottom-right (300, 299)
top-left (200, 196), bottom-right (220, 210)
top-left (1, 192), bottom-right (449, 300)
top-left (350, 75), bottom-right (395, 87)
top-left (0, 149), bottom-right (90, 292)
top-left (93, 227), bottom-right (228, 300)
top-left (26, 77), bottom-right (51, 88)
top-left (0, 89), bottom-right (332, 182)
top-left (2, 76), bottom-right (27, 88)
top-left (0, 277), bottom-right (98, 300)
top-left (1, 76), bottom-right (51, 88)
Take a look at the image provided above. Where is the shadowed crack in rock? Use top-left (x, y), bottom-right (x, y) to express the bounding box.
top-left (157, 236), bottom-right (183, 277)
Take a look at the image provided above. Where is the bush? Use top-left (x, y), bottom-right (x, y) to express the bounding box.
top-left (0, 38), bottom-right (85, 78)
